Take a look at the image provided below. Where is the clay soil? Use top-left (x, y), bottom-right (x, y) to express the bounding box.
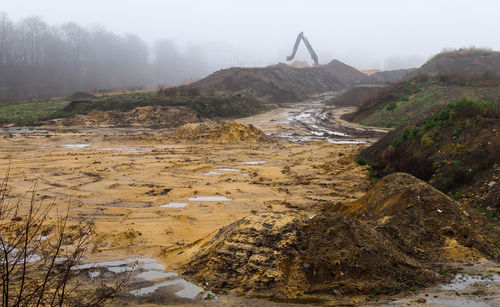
top-left (0, 124), bottom-right (371, 269)
top-left (0, 103), bottom-right (498, 306)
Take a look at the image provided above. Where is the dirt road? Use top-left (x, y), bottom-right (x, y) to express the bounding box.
top-left (240, 91), bottom-right (388, 144)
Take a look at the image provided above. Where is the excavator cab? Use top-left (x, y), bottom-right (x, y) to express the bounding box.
top-left (286, 32), bottom-right (320, 68)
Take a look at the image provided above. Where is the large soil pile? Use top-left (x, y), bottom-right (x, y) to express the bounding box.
top-left (182, 211), bottom-right (435, 298)
top-left (420, 49), bottom-right (500, 76)
top-left (337, 173), bottom-right (499, 261)
top-left (187, 61), bottom-right (366, 104)
top-left (327, 85), bottom-right (385, 107)
top-left (168, 121), bottom-right (273, 144)
top-left (54, 105), bottom-right (201, 128)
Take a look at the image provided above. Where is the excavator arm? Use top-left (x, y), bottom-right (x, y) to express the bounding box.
top-left (286, 32), bottom-right (319, 67)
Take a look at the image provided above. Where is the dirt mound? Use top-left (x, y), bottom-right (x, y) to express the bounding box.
top-left (421, 49), bottom-right (500, 76)
top-left (187, 61), bottom-right (366, 104)
top-left (182, 211), bottom-right (435, 298)
top-left (168, 121), bottom-right (273, 144)
top-left (290, 60), bottom-right (311, 69)
top-left (337, 173), bottom-right (499, 261)
top-left (55, 105), bottom-right (201, 128)
top-left (66, 91), bottom-right (95, 100)
top-left (328, 84), bottom-right (385, 107)
top-left (363, 68), bottom-right (417, 84)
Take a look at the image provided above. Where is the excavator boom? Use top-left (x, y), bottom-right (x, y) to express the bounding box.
top-left (286, 32), bottom-right (319, 67)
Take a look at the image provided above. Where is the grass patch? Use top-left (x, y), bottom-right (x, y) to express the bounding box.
top-left (0, 99), bottom-right (69, 126)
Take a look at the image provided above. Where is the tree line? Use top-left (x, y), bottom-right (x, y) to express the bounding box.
top-left (0, 13), bottom-right (209, 101)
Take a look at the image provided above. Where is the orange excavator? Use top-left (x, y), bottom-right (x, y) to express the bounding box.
top-left (286, 32), bottom-right (320, 68)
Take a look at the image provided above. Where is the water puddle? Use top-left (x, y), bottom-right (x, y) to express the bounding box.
top-left (62, 144), bottom-right (90, 149)
top-left (160, 203), bottom-right (188, 208)
top-left (188, 196), bottom-right (232, 202)
top-left (327, 139), bottom-right (367, 144)
top-left (101, 146), bottom-right (152, 152)
top-left (131, 278), bottom-right (202, 298)
top-left (74, 257), bottom-right (203, 299)
top-left (244, 161), bottom-right (266, 165)
top-left (441, 272), bottom-right (500, 291)
top-left (217, 168), bottom-right (242, 172)
top-left (200, 171), bottom-right (221, 176)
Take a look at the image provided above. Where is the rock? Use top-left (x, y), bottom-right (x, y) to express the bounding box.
top-left (303, 262), bottom-right (311, 270)
top-left (488, 181), bottom-right (497, 188)
top-left (356, 241), bottom-right (365, 248)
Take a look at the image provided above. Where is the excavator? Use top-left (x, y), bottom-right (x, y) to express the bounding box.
top-left (286, 32), bottom-right (320, 68)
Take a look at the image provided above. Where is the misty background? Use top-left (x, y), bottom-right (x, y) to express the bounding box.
top-left (1, 0), bottom-right (500, 100)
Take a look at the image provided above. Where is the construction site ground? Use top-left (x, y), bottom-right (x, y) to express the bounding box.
top-left (0, 94), bottom-right (498, 306)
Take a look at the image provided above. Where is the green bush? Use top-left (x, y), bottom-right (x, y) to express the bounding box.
top-left (392, 136), bottom-right (403, 147)
top-left (355, 156), bottom-right (370, 166)
top-left (386, 101), bottom-right (398, 111)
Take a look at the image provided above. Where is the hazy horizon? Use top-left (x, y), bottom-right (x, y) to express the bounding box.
top-left (3, 0), bottom-right (500, 72)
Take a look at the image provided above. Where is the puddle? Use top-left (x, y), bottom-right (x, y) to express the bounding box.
top-left (101, 146), bottom-right (152, 152)
top-left (130, 277), bottom-right (202, 298)
top-left (200, 171), bottom-right (221, 176)
top-left (160, 203), bottom-right (188, 208)
top-left (62, 144), bottom-right (90, 149)
top-left (188, 196), bottom-right (232, 202)
top-left (441, 272), bottom-right (500, 291)
top-left (244, 161), bottom-right (266, 165)
top-left (326, 139), bottom-right (367, 144)
top-left (217, 168), bottom-right (242, 172)
top-left (74, 257), bottom-right (203, 299)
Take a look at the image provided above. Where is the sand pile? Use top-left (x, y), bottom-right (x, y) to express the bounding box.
top-left (182, 211), bottom-right (435, 298)
top-left (337, 172), bottom-right (499, 261)
top-left (168, 121), bottom-right (273, 144)
top-left (55, 106), bottom-right (201, 128)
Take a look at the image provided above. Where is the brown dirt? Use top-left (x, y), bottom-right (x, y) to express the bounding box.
top-left (187, 61), bottom-right (366, 104)
top-left (334, 173), bottom-right (500, 261)
top-left (182, 211), bottom-right (435, 299)
top-left (167, 121), bottom-right (274, 144)
top-left (328, 85), bottom-right (385, 107)
top-left (52, 105), bottom-right (201, 128)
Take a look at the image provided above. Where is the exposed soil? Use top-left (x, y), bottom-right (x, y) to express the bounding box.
top-left (182, 211), bottom-right (435, 299)
top-left (168, 121), bottom-right (273, 144)
top-left (52, 105), bottom-right (202, 128)
top-left (187, 61), bottom-right (366, 104)
top-left (334, 173), bottom-right (500, 262)
top-left (0, 92), bottom-right (498, 306)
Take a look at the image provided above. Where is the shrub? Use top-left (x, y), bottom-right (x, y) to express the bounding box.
top-left (421, 133), bottom-right (434, 148)
top-left (355, 156), bottom-right (370, 166)
top-left (392, 136), bottom-right (403, 147)
top-left (386, 101), bottom-right (398, 111)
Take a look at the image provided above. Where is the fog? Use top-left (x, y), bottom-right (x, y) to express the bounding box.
top-left (2, 0), bottom-right (500, 99)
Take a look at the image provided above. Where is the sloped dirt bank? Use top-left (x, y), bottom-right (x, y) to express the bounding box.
top-left (182, 211), bottom-right (436, 299)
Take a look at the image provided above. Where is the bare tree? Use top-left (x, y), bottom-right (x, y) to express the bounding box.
top-left (0, 169), bottom-right (123, 306)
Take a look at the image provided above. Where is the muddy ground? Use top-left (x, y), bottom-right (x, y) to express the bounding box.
top-left (0, 96), bottom-right (498, 306)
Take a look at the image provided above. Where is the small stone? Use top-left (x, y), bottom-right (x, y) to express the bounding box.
top-left (333, 289), bottom-right (342, 296)
top-left (303, 262), bottom-right (311, 270)
top-left (488, 181), bottom-right (497, 188)
top-left (356, 242), bottom-right (365, 248)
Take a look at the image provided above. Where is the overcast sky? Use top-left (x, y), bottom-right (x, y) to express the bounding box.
top-left (3, 0), bottom-right (500, 70)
